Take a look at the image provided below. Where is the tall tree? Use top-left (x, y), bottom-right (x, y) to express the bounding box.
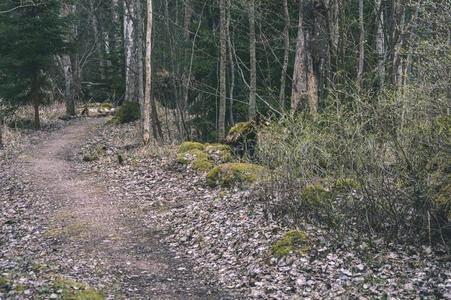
top-left (248, 0), bottom-right (256, 120)
top-left (356, 0), bottom-right (365, 90)
top-left (375, 0), bottom-right (385, 88)
top-left (143, 0), bottom-right (152, 144)
top-left (218, 0), bottom-right (227, 140)
top-left (0, 0), bottom-right (68, 128)
top-left (61, 3), bottom-right (75, 116)
top-left (279, 0), bottom-right (290, 110)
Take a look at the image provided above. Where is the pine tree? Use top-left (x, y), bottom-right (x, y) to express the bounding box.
top-left (0, 0), bottom-right (68, 128)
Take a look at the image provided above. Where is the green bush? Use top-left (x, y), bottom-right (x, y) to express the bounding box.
top-left (256, 92), bottom-right (450, 245)
top-left (112, 101), bottom-right (140, 123)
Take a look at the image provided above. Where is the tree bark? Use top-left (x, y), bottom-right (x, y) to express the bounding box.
top-left (62, 4), bottom-right (75, 115)
top-left (356, 0), bottom-right (365, 90)
top-left (89, 0), bottom-right (106, 81)
top-left (291, 0), bottom-right (308, 114)
top-left (143, 0), bottom-right (152, 144)
top-left (124, 0), bottom-right (138, 102)
top-left (375, 0), bottom-right (385, 88)
top-left (279, 0), bottom-right (290, 111)
top-left (248, 0), bottom-right (256, 121)
top-left (227, 0), bottom-right (234, 125)
top-left (218, 0), bottom-right (227, 140)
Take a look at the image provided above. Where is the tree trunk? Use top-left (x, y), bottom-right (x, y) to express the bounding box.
top-left (124, 0), bottom-right (138, 102)
top-left (356, 0), bottom-right (365, 90)
top-left (375, 0), bottom-right (385, 88)
top-left (392, 2), bottom-right (405, 89)
top-left (89, 0), bottom-right (105, 81)
top-left (218, 0), bottom-right (227, 140)
top-left (227, 0), bottom-right (234, 125)
top-left (248, 0), bottom-right (256, 121)
top-left (291, 0), bottom-right (307, 114)
top-left (279, 0), bottom-right (290, 111)
top-left (136, 0), bottom-right (145, 106)
top-left (143, 0), bottom-right (152, 144)
top-left (0, 116), bottom-right (3, 149)
top-left (62, 55), bottom-right (75, 115)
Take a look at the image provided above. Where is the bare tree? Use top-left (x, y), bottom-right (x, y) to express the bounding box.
top-left (248, 0), bottom-right (256, 121)
top-left (62, 3), bottom-right (75, 116)
top-left (143, 0), bottom-right (152, 144)
top-left (279, 0), bottom-right (290, 111)
top-left (218, 0), bottom-right (227, 140)
top-left (375, 0), bottom-right (385, 88)
top-left (356, 0), bottom-right (365, 90)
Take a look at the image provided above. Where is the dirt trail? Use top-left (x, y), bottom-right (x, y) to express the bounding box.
top-left (22, 119), bottom-right (235, 299)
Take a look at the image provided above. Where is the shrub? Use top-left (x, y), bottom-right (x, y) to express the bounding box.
top-left (112, 101), bottom-right (140, 123)
top-left (206, 163), bottom-right (265, 187)
top-left (256, 91), bottom-right (450, 245)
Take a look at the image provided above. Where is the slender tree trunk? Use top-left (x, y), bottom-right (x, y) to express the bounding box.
top-left (143, 0), bottom-right (152, 144)
top-left (279, 0), bottom-right (290, 111)
top-left (89, 0), bottom-right (105, 81)
top-left (124, 0), bottom-right (138, 102)
top-left (248, 0), bottom-right (256, 121)
top-left (62, 55), bottom-right (75, 115)
top-left (357, 0), bottom-right (365, 90)
top-left (136, 0), bottom-right (145, 107)
top-left (291, 0), bottom-right (307, 114)
top-left (62, 4), bottom-right (76, 115)
top-left (375, 0), bottom-right (385, 88)
top-left (227, 0), bottom-right (235, 125)
top-left (218, 0), bottom-right (227, 140)
top-left (392, 2), bottom-right (405, 89)
top-left (0, 116), bottom-right (3, 149)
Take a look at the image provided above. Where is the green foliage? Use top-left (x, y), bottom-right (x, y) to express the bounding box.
top-left (225, 121), bottom-right (258, 158)
top-left (206, 163), bottom-right (265, 187)
top-left (0, 0), bottom-right (68, 107)
top-left (112, 101), bottom-right (140, 124)
top-left (204, 144), bottom-right (233, 163)
top-left (257, 93), bottom-right (451, 244)
top-left (271, 230), bottom-right (309, 257)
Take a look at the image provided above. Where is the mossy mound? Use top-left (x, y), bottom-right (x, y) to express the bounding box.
top-left (178, 141), bottom-right (205, 153)
top-left (206, 163), bottom-right (265, 187)
top-left (205, 143), bottom-right (233, 163)
top-left (52, 277), bottom-right (104, 300)
top-left (178, 149), bottom-right (214, 172)
top-left (302, 184), bottom-right (332, 207)
top-left (271, 230), bottom-right (309, 257)
top-left (112, 101), bottom-right (140, 124)
top-left (225, 121), bottom-right (258, 158)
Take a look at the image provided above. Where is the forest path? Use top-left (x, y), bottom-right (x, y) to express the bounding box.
top-left (23, 118), bottom-right (234, 299)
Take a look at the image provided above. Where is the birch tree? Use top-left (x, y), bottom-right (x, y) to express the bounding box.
top-left (143, 0), bottom-right (152, 144)
top-left (218, 0), bottom-right (227, 140)
top-left (248, 0), bottom-right (256, 121)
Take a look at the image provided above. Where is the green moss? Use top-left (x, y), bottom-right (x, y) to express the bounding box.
top-left (112, 101), bottom-right (140, 124)
top-left (205, 143), bottom-right (233, 162)
top-left (302, 184), bottom-right (332, 206)
top-left (206, 163), bottom-right (265, 187)
top-left (177, 149), bottom-right (208, 164)
top-left (99, 102), bottom-right (113, 110)
top-left (333, 178), bottom-right (362, 192)
top-left (271, 230), bottom-right (309, 257)
top-left (192, 158), bottom-right (214, 172)
top-left (225, 122), bottom-right (256, 144)
top-left (53, 277), bottom-right (104, 300)
top-left (178, 141), bottom-right (205, 153)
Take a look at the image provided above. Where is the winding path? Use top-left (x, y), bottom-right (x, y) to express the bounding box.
top-left (22, 119), bottom-right (235, 299)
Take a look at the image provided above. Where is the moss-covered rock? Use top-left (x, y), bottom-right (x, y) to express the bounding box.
top-left (271, 230), bottom-right (309, 257)
top-left (205, 143), bottom-right (233, 163)
top-left (177, 149), bottom-right (214, 172)
top-left (225, 121), bottom-right (257, 158)
top-left (302, 184), bottom-right (332, 207)
top-left (206, 163), bottom-right (265, 187)
top-left (178, 141), bottom-right (205, 153)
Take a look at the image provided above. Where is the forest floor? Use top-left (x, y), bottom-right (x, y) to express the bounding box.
top-left (1, 117), bottom-right (450, 299)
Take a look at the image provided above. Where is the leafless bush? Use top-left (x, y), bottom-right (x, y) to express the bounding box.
top-left (256, 87), bottom-right (450, 246)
